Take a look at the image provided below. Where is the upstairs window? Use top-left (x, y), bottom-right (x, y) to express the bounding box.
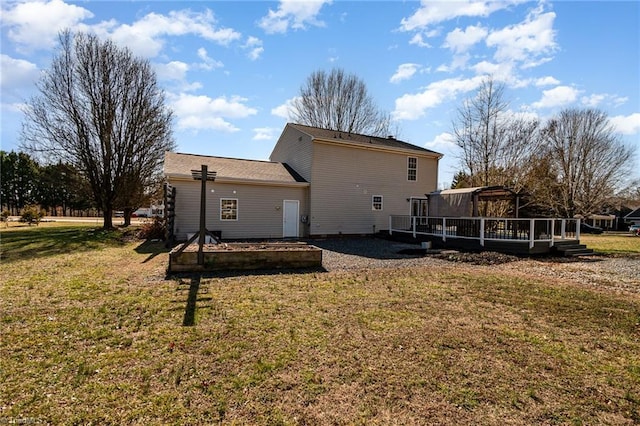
top-left (372, 195), bottom-right (383, 211)
top-left (407, 157), bottom-right (417, 181)
top-left (220, 198), bottom-right (238, 221)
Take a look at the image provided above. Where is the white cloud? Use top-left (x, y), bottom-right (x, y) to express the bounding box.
top-left (253, 127), bottom-right (279, 141)
top-left (244, 37), bottom-right (264, 61)
top-left (532, 85), bottom-right (580, 109)
top-left (2, 0), bottom-right (94, 51)
top-left (436, 53), bottom-right (471, 73)
top-left (581, 93), bottom-right (607, 108)
top-left (155, 61), bottom-right (189, 81)
top-left (392, 76), bottom-right (485, 120)
top-left (196, 48), bottom-right (224, 70)
top-left (3, 2), bottom-right (243, 58)
top-left (390, 63), bottom-right (420, 83)
top-left (271, 97), bottom-right (299, 119)
top-left (534, 76), bottom-right (560, 87)
top-left (443, 25), bottom-right (488, 53)
top-left (400, 0), bottom-right (522, 32)
top-left (259, 0), bottom-right (331, 34)
top-left (154, 61), bottom-right (202, 92)
top-left (170, 93), bottom-right (257, 132)
top-left (612, 96), bottom-right (629, 107)
top-left (486, 7), bottom-right (557, 67)
top-left (581, 93), bottom-right (630, 108)
top-left (425, 132), bottom-right (456, 152)
top-left (609, 113), bottom-right (640, 135)
top-left (107, 9), bottom-right (241, 58)
top-left (471, 60), bottom-right (501, 76)
top-left (0, 55), bottom-right (40, 92)
top-left (409, 33), bottom-right (432, 48)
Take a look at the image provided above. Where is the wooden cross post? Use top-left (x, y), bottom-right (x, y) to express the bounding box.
top-left (191, 165), bottom-right (217, 265)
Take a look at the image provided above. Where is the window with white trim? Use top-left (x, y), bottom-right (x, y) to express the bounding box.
top-left (372, 195), bottom-right (383, 211)
top-left (407, 157), bottom-right (417, 181)
top-left (220, 198), bottom-right (238, 221)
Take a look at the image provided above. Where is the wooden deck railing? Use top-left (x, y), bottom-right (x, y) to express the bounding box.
top-left (389, 216), bottom-right (581, 249)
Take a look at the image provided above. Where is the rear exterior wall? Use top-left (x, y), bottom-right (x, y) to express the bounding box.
top-left (308, 142), bottom-right (438, 236)
top-left (170, 179), bottom-right (309, 240)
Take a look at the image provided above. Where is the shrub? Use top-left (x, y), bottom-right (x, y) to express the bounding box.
top-left (20, 204), bottom-right (45, 226)
top-left (137, 216), bottom-right (166, 240)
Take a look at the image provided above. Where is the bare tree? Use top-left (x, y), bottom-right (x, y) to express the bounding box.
top-left (451, 76), bottom-right (540, 215)
top-left (540, 108), bottom-right (635, 217)
top-left (290, 68), bottom-right (390, 136)
top-left (21, 31), bottom-right (174, 228)
top-left (452, 77), bottom-right (540, 190)
top-left (453, 77), bottom-right (509, 187)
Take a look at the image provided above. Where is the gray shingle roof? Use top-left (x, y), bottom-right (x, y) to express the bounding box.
top-left (164, 152), bottom-right (307, 183)
top-left (288, 123), bottom-right (442, 157)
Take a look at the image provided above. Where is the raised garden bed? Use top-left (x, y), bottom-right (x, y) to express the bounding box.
top-left (169, 242), bottom-right (323, 272)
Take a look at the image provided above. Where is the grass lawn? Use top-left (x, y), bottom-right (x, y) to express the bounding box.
top-left (581, 233), bottom-right (640, 255)
top-left (1, 224), bottom-right (639, 424)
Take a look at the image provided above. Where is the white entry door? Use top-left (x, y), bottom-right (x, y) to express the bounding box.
top-left (283, 200), bottom-right (299, 238)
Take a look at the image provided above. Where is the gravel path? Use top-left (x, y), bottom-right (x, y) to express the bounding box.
top-left (310, 237), bottom-right (640, 295)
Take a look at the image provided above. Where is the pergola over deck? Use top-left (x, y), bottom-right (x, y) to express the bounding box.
top-left (426, 186), bottom-right (525, 218)
top-left (390, 186), bottom-right (589, 255)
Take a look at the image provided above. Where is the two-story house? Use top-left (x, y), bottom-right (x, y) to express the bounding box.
top-left (164, 123), bottom-right (442, 241)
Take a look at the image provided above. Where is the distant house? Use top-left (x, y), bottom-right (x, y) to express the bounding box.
top-left (164, 123), bottom-right (442, 240)
top-left (624, 207), bottom-right (640, 226)
top-left (585, 214), bottom-right (616, 230)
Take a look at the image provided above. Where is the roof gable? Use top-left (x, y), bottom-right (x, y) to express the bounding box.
top-left (287, 123), bottom-right (442, 157)
top-left (625, 207), bottom-right (640, 219)
top-left (164, 152), bottom-right (307, 184)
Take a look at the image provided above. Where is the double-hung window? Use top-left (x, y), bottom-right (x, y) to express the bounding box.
top-left (407, 157), bottom-right (417, 181)
top-left (372, 195), bottom-right (383, 211)
top-left (220, 198), bottom-right (238, 221)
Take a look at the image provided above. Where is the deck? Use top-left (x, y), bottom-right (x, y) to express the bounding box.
top-left (389, 216), bottom-right (582, 255)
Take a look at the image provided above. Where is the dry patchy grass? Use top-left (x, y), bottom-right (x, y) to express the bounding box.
top-left (1, 226), bottom-right (639, 425)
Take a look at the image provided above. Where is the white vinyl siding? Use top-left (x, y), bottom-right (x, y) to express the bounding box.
top-left (407, 157), bottom-right (417, 181)
top-left (269, 126), bottom-right (314, 182)
top-left (309, 142), bottom-right (438, 236)
top-left (170, 179), bottom-right (309, 240)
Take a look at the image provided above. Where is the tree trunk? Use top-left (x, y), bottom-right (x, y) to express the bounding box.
top-left (102, 206), bottom-right (114, 229)
top-left (123, 207), bottom-right (133, 227)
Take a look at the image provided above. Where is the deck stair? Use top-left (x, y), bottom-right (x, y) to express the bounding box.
top-left (553, 240), bottom-right (594, 257)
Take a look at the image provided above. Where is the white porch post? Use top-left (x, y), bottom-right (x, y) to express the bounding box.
top-left (550, 219), bottom-right (555, 247)
top-left (480, 218), bottom-right (485, 246)
top-left (412, 216), bottom-right (416, 238)
top-left (576, 218), bottom-right (581, 240)
top-left (389, 216), bottom-right (392, 235)
top-left (529, 219), bottom-right (535, 249)
top-left (442, 217), bottom-right (447, 242)
top-left (561, 219), bottom-right (566, 240)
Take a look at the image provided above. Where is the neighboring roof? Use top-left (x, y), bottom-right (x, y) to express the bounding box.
top-left (428, 186), bottom-right (522, 200)
top-left (625, 207), bottom-right (640, 219)
top-left (288, 123), bottom-right (442, 157)
top-left (164, 152), bottom-right (307, 184)
top-left (588, 214), bottom-right (616, 220)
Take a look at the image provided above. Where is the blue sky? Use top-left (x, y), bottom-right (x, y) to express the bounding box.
top-left (1, 0), bottom-right (639, 188)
